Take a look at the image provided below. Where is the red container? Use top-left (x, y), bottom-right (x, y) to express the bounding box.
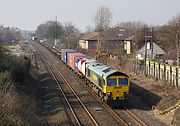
top-left (68, 53), bottom-right (85, 70)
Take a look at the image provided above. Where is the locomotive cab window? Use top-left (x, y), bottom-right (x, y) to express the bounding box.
top-left (118, 78), bottom-right (128, 86)
top-left (107, 78), bottom-right (116, 86)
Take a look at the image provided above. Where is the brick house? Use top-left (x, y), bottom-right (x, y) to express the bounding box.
top-left (79, 28), bottom-right (132, 52)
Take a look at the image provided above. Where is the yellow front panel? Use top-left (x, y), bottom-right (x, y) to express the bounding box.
top-left (104, 76), bottom-right (130, 100)
top-left (105, 86), bottom-right (129, 100)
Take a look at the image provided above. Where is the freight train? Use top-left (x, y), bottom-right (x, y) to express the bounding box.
top-left (40, 42), bottom-right (130, 105)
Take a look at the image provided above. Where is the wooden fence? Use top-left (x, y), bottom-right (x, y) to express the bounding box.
top-left (134, 60), bottom-right (180, 87)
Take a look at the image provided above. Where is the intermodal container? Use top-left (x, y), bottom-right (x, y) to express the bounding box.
top-left (75, 56), bottom-right (88, 73)
top-left (61, 49), bottom-right (76, 63)
top-left (82, 59), bottom-right (96, 76)
top-left (78, 58), bottom-right (90, 76)
top-left (61, 49), bottom-right (68, 61)
top-left (67, 52), bottom-right (79, 66)
top-left (68, 53), bottom-right (86, 71)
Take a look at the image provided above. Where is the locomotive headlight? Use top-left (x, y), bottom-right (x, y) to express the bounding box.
top-left (107, 92), bottom-right (112, 95)
top-left (124, 92), bottom-right (128, 97)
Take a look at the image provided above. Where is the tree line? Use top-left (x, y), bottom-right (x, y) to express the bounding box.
top-left (35, 6), bottom-right (180, 62)
top-left (36, 21), bottom-right (80, 49)
top-left (0, 26), bottom-right (22, 44)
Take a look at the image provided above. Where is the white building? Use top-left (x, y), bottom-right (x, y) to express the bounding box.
top-left (138, 42), bottom-right (166, 60)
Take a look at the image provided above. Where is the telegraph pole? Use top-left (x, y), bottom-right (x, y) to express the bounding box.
top-left (176, 33), bottom-right (179, 66)
top-left (151, 27), bottom-right (154, 59)
top-left (144, 27), bottom-right (153, 74)
top-left (176, 17), bottom-right (180, 66)
top-left (144, 27), bottom-right (147, 75)
top-left (145, 27), bottom-right (153, 59)
top-left (54, 16), bottom-right (57, 47)
top-left (96, 32), bottom-right (102, 61)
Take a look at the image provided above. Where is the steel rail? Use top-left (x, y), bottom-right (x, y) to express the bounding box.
top-left (34, 42), bottom-right (99, 126)
top-left (33, 43), bottom-right (82, 126)
top-left (35, 42), bottom-right (148, 126)
top-left (124, 107), bottom-right (147, 126)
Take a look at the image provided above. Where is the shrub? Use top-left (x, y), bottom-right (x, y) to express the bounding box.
top-left (0, 81), bottom-right (40, 126)
top-left (0, 71), bottom-right (12, 87)
top-left (0, 55), bottom-right (31, 84)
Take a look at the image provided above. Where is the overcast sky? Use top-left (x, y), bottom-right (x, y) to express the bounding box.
top-left (0, 0), bottom-right (180, 32)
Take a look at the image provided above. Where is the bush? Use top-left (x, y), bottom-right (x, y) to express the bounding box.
top-left (0, 55), bottom-right (31, 84)
top-left (0, 81), bottom-right (40, 126)
top-left (0, 45), bottom-right (40, 126)
top-left (0, 71), bottom-right (12, 87)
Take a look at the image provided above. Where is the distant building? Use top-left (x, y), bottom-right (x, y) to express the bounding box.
top-left (137, 42), bottom-right (166, 60)
top-left (79, 27), bottom-right (132, 53)
top-left (31, 36), bottom-right (37, 41)
top-left (79, 32), bottom-right (98, 52)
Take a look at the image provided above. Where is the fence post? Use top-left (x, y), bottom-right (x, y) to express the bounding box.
top-left (149, 61), bottom-right (150, 75)
top-left (159, 63), bottom-right (160, 79)
top-left (164, 65), bottom-right (166, 84)
top-left (176, 68), bottom-right (178, 87)
top-left (154, 62), bottom-right (156, 78)
top-left (170, 66), bottom-right (172, 85)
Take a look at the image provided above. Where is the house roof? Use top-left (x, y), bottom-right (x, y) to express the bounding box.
top-left (80, 27), bottom-right (133, 41)
top-left (81, 32), bottom-right (98, 40)
top-left (138, 42), bottom-right (166, 56)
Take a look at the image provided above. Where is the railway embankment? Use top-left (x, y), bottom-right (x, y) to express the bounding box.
top-left (0, 42), bottom-right (67, 126)
top-left (131, 74), bottom-right (180, 126)
top-left (0, 43), bottom-right (42, 125)
top-left (130, 81), bottom-right (161, 107)
top-left (107, 57), bottom-right (180, 126)
top-left (0, 42), bottom-right (73, 125)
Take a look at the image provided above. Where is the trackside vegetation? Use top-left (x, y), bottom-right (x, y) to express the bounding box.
top-left (0, 45), bottom-right (41, 126)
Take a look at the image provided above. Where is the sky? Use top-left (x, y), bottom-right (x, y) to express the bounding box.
top-left (0, 0), bottom-right (180, 32)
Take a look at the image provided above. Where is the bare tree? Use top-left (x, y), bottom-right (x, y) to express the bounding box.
top-left (95, 6), bottom-right (112, 31)
top-left (0, 26), bottom-right (22, 44)
top-left (94, 6), bottom-right (112, 61)
top-left (116, 21), bottom-right (148, 48)
top-left (62, 22), bottom-right (80, 49)
top-left (36, 21), bottom-right (64, 45)
top-left (157, 13), bottom-right (180, 65)
top-left (85, 25), bottom-right (94, 33)
top-left (170, 13), bottom-right (180, 65)
top-left (35, 24), bottom-right (46, 40)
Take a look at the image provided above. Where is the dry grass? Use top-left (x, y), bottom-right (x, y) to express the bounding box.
top-left (0, 81), bottom-right (41, 126)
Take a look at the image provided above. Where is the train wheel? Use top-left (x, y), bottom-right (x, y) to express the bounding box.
top-left (104, 96), bottom-right (108, 103)
top-left (99, 91), bottom-right (104, 101)
top-left (98, 90), bottom-right (101, 97)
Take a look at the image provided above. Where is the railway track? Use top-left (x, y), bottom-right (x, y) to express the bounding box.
top-left (68, 65), bottom-right (148, 126)
top-left (32, 42), bottom-right (148, 126)
top-left (34, 43), bottom-right (99, 126)
top-left (114, 108), bottom-right (148, 126)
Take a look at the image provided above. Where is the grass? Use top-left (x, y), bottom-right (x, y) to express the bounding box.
top-left (3, 44), bottom-right (20, 49)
